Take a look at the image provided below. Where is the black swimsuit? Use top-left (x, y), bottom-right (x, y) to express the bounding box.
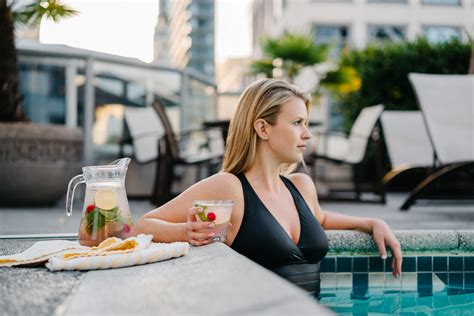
top-left (231, 173), bottom-right (329, 296)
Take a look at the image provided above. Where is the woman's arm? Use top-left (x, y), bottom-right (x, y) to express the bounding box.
top-left (135, 172), bottom-right (241, 245)
top-left (289, 173), bottom-right (402, 277)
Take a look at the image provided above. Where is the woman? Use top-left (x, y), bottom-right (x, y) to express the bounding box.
top-left (136, 79), bottom-right (402, 296)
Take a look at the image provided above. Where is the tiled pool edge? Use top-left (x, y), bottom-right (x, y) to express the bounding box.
top-left (327, 230), bottom-right (474, 254)
top-left (321, 230), bottom-right (474, 300)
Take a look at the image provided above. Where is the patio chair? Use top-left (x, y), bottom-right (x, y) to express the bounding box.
top-left (123, 106), bottom-right (164, 164)
top-left (380, 111), bottom-right (434, 188)
top-left (308, 104), bottom-right (385, 203)
top-left (152, 99), bottom-right (224, 206)
top-left (400, 73), bottom-right (474, 210)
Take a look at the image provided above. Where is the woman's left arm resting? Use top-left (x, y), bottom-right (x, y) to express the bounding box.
top-left (321, 211), bottom-right (402, 277)
top-left (289, 173), bottom-right (402, 276)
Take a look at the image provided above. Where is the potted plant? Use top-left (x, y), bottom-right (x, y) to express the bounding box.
top-left (0, 0), bottom-right (83, 206)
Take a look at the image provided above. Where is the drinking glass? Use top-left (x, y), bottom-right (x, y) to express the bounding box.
top-left (193, 200), bottom-right (233, 242)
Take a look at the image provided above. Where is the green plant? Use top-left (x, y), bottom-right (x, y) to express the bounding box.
top-left (250, 31), bottom-right (361, 98)
top-left (332, 37), bottom-right (470, 184)
top-left (0, 0), bottom-right (77, 122)
top-left (335, 37), bottom-right (470, 132)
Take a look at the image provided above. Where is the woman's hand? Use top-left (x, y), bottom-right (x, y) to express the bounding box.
top-left (371, 219), bottom-right (402, 277)
top-left (186, 206), bottom-right (216, 246)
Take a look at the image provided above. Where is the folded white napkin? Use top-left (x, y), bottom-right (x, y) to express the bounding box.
top-left (0, 234), bottom-right (189, 271)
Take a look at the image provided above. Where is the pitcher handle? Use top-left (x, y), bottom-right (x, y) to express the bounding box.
top-left (66, 174), bottom-right (85, 216)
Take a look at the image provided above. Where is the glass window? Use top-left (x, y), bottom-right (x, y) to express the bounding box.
top-left (91, 62), bottom-right (182, 160)
top-left (186, 76), bottom-right (216, 129)
top-left (313, 24), bottom-right (349, 57)
top-left (423, 26), bottom-right (461, 43)
top-left (18, 63), bottom-right (66, 124)
top-left (368, 25), bottom-right (406, 43)
top-left (422, 0), bottom-right (460, 5)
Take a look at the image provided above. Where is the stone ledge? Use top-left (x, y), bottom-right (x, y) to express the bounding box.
top-left (327, 230), bottom-right (474, 254)
top-left (61, 243), bottom-right (333, 315)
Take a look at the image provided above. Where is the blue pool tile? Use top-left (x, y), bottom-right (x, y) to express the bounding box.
top-left (336, 257), bottom-right (352, 273)
top-left (449, 257), bottom-right (463, 272)
top-left (403, 257), bottom-right (416, 272)
top-left (464, 257), bottom-right (474, 272)
top-left (369, 256), bottom-right (384, 272)
top-left (435, 272), bottom-right (448, 286)
top-left (320, 257), bottom-right (335, 273)
top-left (417, 256), bottom-right (432, 272)
top-left (433, 257), bottom-right (447, 272)
top-left (448, 272), bottom-right (463, 291)
top-left (417, 272), bottom-right (433, 297)
top-left (465, 272), bottom-right (474, 288)
top-left (418, 273), bottom-right (432, 287)
top-left (384, 257), bottom-right (393, 272)
top-left (353, 273), bottom-right (368, 287)
top-left (352, 273), bottom-right (368, 299)
top-left (353, 257), bottom-right (368, 272)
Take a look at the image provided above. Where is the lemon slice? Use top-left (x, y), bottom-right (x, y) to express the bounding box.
top-left (94, 189), bottom-right (118, 210)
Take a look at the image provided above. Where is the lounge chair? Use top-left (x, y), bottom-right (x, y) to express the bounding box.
top-left (123, 106), bottom-right (164, 164)
top-left (123, 102), bottom-right (224, 206)
top-left (380, 111), bottom-right (434, 188)
top-left (400, 73), bottom-right (474, 210)
top-left (152, 99), bottom-right (224, 206)
top-left (308, 104), bottom-right (385, 203)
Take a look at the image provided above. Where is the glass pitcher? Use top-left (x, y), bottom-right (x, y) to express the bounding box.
top-left (66, 158), bottom-right (134, 247)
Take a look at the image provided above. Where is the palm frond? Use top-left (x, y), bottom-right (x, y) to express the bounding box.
top-left (13, 0), bottom-right (78, 27)
top-left (262, 32), bottom-right (329, 65)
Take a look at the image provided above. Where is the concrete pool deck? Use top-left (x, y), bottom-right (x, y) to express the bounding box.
top-left (1, 239), bottom-right (332, 315)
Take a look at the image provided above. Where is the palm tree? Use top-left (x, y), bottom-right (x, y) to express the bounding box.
top-left (0, 0), bottom-right (77, 122)
top-left (250, 31), bottom-right (361, 96)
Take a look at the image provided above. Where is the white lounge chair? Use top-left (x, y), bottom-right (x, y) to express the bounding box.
top-left (309, 104), bottom-right (385, 202)
top-left (124, 106), bottom-right (164, 164)
top-left (400, 73), bottom-right (474, 210)
top-left (380, 111), bottom-right (434, 186)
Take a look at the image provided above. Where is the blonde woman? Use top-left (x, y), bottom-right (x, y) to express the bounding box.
top-left (136, 79), bottom-right (402, 296)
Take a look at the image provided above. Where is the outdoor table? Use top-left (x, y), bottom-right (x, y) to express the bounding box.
top-left (0, 236), bottom-right (328, 315)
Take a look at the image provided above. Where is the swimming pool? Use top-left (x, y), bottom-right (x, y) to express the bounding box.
top-left (318, 254), bottom-right (474, 314)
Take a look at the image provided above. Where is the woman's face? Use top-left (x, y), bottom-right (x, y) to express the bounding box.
top-left (266, 97), bottom-right (311, 163)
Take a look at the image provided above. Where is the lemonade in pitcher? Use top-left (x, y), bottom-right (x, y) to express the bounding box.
top-left (66, 158), bottom-right (134, 247)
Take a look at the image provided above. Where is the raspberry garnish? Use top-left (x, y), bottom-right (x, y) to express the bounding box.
top-left (86, 205), bottom-right (95, 213)
top-left (123, 224), bottom-right (131, 233)
top-left (207, 212), bottom-right (216, 221)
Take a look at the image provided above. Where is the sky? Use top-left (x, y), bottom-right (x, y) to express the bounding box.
top-left (40, 0), bottom-right (252, 63)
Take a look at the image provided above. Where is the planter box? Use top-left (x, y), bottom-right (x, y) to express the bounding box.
top-left (0, 123), bottom-right (83, 206)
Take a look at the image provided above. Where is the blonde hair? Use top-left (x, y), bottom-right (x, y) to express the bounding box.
top-left (222, 78), bottom-right (310, 175)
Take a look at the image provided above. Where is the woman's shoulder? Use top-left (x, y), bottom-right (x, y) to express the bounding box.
top-left (179, 172), bottom-right (243, 202)
top-left (284, 172), bottom-right (317, 197)
top-left (198, 172), bottom-right (242, 190)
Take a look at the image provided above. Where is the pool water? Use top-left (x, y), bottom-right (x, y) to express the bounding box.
top-left (320, 286), bottom-right (474, 315)
top-left (318, 255), bottom-right (474, 314)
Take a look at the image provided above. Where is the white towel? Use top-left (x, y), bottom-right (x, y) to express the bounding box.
top-left (0, 234), bottom-right (189, 271)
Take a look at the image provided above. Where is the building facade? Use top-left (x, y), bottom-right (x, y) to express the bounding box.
top-left (154, 0), bottom-right (215, 80)
top-left (253, 0), bottom-right (473, 54)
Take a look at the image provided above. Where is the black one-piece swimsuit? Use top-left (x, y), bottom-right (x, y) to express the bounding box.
top-left (231, 173), bottom-right (329, 297)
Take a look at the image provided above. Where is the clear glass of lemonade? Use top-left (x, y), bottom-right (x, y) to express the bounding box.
top-left (193, 200), bottom-right (233, 242)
